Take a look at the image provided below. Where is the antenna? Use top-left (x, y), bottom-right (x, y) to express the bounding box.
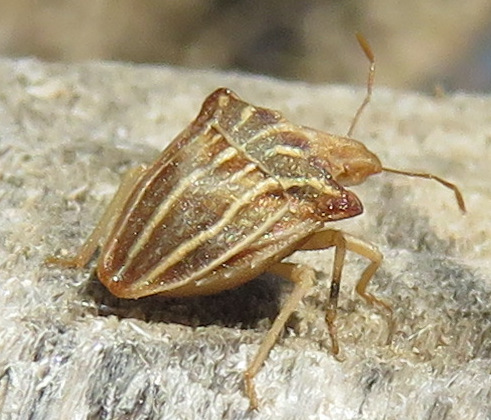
top-left (382, 167), bottom-right (466, 213)
top-left (347, 33), bottom-right (375, 138)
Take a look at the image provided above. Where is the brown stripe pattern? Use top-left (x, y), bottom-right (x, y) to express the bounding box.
top-left (97, 88), bottom-right (362, 298)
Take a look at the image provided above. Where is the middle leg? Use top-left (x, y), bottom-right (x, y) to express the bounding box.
top-left (245, 262), bottom-right (315, 410)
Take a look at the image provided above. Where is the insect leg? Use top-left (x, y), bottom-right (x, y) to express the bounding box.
top-left (344, 234), bottom-right (390, 311)
top-left (299, 229), bottom-right (390, 354)
top-left (46, 164), bottom-right (148, 268)
top-left (244, 262), bottom-right (314, 410)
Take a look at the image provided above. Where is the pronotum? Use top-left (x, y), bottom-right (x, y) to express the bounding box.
top-left (47, 35), bottom-right (465, 409)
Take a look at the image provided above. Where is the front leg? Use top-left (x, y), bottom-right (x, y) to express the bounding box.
top-left (299, 229), bottom-right (390, 354)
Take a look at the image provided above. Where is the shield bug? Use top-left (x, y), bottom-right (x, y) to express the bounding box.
top-left (46, 34), bottom-right (465, 409)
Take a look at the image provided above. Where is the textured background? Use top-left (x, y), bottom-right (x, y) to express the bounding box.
top-left (0, 59), bottom-right (490, 419)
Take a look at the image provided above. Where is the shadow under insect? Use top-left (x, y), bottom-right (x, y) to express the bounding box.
top-left (83, 269), bottom-right (285, 330)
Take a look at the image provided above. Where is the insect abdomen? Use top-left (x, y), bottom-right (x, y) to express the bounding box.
top-left (97, 122), bottom-right (291, 298)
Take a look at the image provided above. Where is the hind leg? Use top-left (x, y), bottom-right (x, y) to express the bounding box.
top-left (45, 164), bottom-right (148, 268)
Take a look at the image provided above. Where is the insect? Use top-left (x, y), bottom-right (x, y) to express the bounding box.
top-left (46, 34), bottom-right (465, 409)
